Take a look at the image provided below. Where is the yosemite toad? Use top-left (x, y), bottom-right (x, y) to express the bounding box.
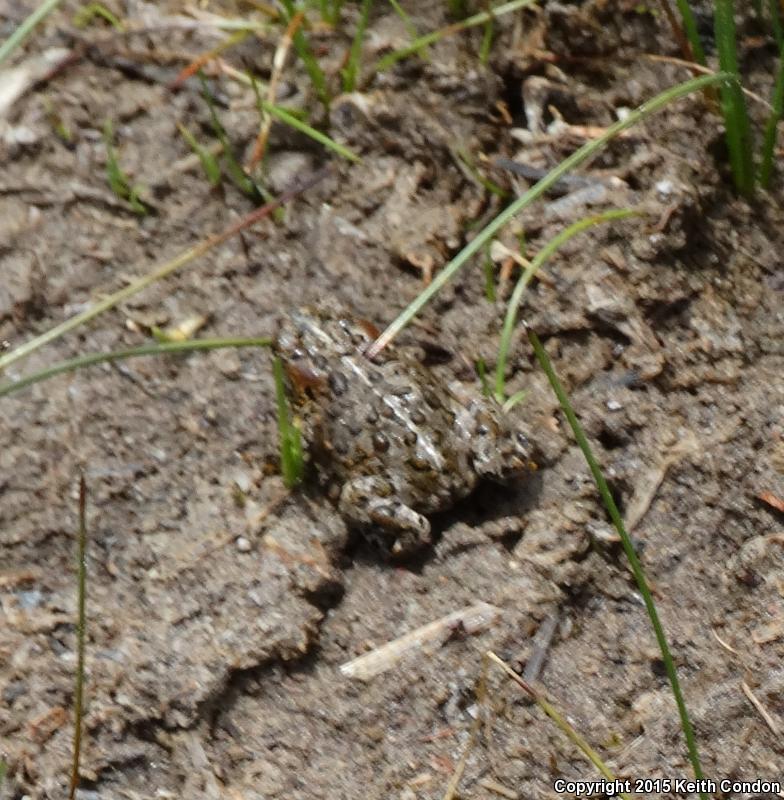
top-left (275, 307), bottom-right (535, 555)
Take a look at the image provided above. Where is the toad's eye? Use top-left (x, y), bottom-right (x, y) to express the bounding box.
top-left (477, 424), bottom-right (490, 436)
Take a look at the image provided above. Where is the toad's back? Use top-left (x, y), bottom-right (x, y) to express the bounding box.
top-left (275, 307), bottom-right (480, 509)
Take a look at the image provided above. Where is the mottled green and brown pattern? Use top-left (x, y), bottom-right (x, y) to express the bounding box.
top-left (275, 306), bottom-right (535, 555)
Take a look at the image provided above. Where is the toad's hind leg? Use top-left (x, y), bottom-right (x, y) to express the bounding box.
top-left (339, 476), bottom-right (431, 556)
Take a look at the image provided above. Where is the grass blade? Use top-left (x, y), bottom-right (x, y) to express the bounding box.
top-left (279, 0), bottom-right (330, 108)
top-left (527, 327), bottom-right (707, 799)
top-left (73, 3), bottom-right (124, 30)
top-left (494, 209), bottom-right (637, 402)
top-left (714, 0), bottom-right (755, 195)
top-left (367, 71), bottom-right (730, 358)
top-left (0, 338), bottom-right (272, 399)
top-left (769, 0), bottom-right (784, 51)
top-left (487, 652), bottom-right (633, 800)
top-left (342, 0), bottom-right (373, 92)
top-left (273, 355), bottom-right (304, 488)
top-left (177, 123), bottom-right (221, 186)
top-left (387, 0), bottom-right (419, 40)
top-left (671, 0), bottom-right (707, 65)
top-left (103, 120), bottom-right (148, 214)
top-left (374, 0), bottom-right (535, 73)
top-left (199, 74), bottom-right (262, 200)
top-left (68, 474), bottom-right (88, 800)
top-left (0, 0), bottom-right (63, 67)
top-left (759, 53), bottom-right (784, 187)
top-left (256, 98), bottom-right (361, 162)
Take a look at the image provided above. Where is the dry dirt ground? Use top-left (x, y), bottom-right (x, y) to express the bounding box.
top-left (1, 1), bottom-right (783, 798)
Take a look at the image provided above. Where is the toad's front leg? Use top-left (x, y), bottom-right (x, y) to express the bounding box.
top-left (339, 476), bottom-right (431, 556)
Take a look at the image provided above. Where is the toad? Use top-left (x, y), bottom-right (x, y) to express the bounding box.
top-left (275, 306), bottom-right (535, 555)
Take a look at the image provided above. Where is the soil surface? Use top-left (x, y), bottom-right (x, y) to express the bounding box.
top-left (1, 2), bottom-right (783, 799)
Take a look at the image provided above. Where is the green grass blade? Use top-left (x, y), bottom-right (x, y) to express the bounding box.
top-left (769, 0), bottom-right (784, 51)
top-left (73, 3), bottom-right (124, 30)
top-left (342, 0), bottom-right (373, 92)
top-left (367, 71), bottom-right (730, 357)
top-left (494, 209), bottom-right (637, 402)
top-left (199, 74), bottom-right (262, 200)
top-left (483, 244), bottom-right (496, 302)
top-left (387, 0), bottom-right (419, 40)
top-left (374, 0), bottom-right (535, 73)
top-left (0, 0), bottom-right (63, 67)
top-left (527, 327), bottom-right (707, 799)
top-left (102, 120), bottom-right (148, 214)
top-left (479, 15), bottom-right (494, 64)
top-left (279, 0), bottom-right (331, 108)
top-left (446, 0), bottom-right (469, 18)
top-left (68, 474), bottom-right (88, 800)
top-left (759, 53), bottom-right (784, 187)
top-left (273, 355), bottom-right (304, 488)
top-left (0, 338), bottom-right (272, 399)
top-left (177, 123), bottom-right (222, 186)
top-left (257, 98), bottom-right (361, 162)
top-left (714, 0), bottom-right (755, 196)
top-left (672, 0), bottom-right (707, 65)
top-left (488, 653), bottom-right (633, 800)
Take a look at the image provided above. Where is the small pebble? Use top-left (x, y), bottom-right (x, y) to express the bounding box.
top-left (236, 536), bottom-right (252, 552)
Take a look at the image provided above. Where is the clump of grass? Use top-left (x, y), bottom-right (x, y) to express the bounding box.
top-left (373, 0), bottom-right (536, 74)
top-left (73, 2), bottom-right (124, 30)
top-left (199, 74), bottom-right (264, 201)
top-left (273, 356), bottom-right (304, 488)
top-left (341, 0), bottom-right (373, 93)
top-left (674, 0), bottom-right (784, 194)
top-left (279, 0), bottom-right (330, 108)
top-left (103, 121), bottom-right (148, 215)
top-left (713, 0), bottom-right (755, 196)
top-left (318, 0), bottom-right (345, 26)
top-left (177, 123), bottom-right (221, 187)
